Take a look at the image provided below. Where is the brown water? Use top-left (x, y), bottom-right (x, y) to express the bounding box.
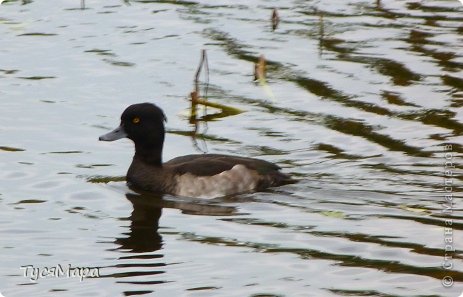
top-left (1, 0), bottom-right (462, 296)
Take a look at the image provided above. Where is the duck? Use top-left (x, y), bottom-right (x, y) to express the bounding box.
top-left (99, 103), bottom-right (292, 198)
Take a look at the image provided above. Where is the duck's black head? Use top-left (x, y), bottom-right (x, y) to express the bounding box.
top-left (99, 103), bottom-right (167, 165)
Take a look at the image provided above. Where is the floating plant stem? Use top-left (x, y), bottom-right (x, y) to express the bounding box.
top-left (190, 49), bottom-right (243, 122)
top-left (318, 11), bottom-right (325, 56)
top-left (191, 49), bottom-right (209, 123)
top-left (254, 54), bottom-right (266, 81)
top-left (191, 91), bottom-right (242, 116)
top-left (194, 49), bottom-right (209, 96)
top-left (271, 8), bottom-right (279, 31)
top-left (254, 55), bottom-right (276, 102)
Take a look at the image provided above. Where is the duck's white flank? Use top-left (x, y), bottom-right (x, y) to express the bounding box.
top-left (174, 164), bottom-right (260, 198)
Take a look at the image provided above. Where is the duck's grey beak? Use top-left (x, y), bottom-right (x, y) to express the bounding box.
top-left (99, 125), bottom-right (127, 141)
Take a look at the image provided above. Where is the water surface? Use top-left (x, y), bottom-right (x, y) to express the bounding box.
top-left (0, 0), bottom-right (462, 296)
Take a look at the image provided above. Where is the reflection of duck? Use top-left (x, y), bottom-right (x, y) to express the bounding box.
top-left (110, 193), bottom-right (165, 291)
top-left (99, 103), bottom-right (293, 198)
top-left (115, 190), bottom-right (239, 253)
top-left (110, 190), bottom-right (238, 290)
top-left (114, 192), bottom-right (163, 253)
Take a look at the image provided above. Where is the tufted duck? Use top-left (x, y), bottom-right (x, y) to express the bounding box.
top-left (99, 103), bottom-right (292, 198)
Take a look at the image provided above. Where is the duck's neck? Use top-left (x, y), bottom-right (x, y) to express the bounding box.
top-left (134, 144), bottom-right (163, 166)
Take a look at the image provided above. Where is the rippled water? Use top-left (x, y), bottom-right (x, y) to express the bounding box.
top-left (1, 0), bottom-right (462, 296)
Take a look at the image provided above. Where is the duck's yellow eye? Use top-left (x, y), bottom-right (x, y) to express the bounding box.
top-left (132, 117), bottom-right (140, 124)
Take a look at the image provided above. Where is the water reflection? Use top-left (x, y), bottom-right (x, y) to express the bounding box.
top-left (114, 189), bottom-right (239, 253)
top-left (107, 190), bottom-right (239, 291)
top-left (115, 192), bottom-right (163, 253)
top-left (1, 0), bottom-right (463, 296)
top-left (124, 188), bottom-right (239, 218)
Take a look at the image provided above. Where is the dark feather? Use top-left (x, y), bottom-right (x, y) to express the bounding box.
top-left (165, 154), bottom-right (281, 176)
